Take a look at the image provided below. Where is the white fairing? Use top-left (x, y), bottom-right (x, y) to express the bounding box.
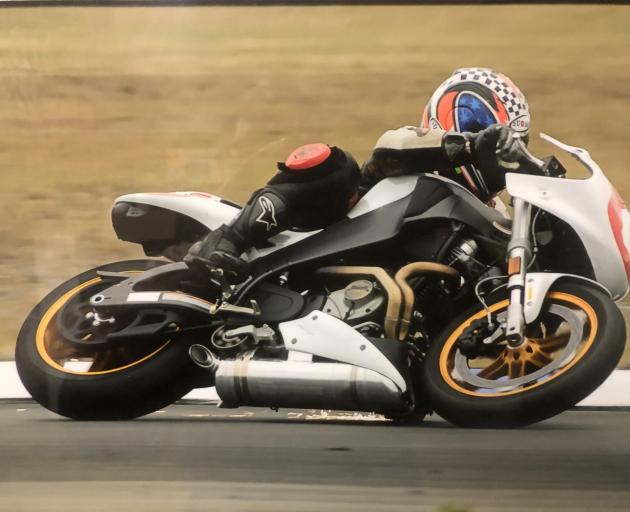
top-left (115, 192), bottom-right (239, 230)
top-left (506, 133), bottom-right (630, 299)
top-left (278, 311), bottom-right (407, 392)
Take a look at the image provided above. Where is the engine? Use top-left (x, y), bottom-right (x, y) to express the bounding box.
top-left (321, 279), bottom-right (387, 330)
top-left (209, 250), bottom-right (474, 355)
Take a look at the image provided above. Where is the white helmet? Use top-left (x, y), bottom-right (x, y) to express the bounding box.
top-left (421, 68), bottom-right (531, 200)
top-left (422, 67), bottom-right (530, 138)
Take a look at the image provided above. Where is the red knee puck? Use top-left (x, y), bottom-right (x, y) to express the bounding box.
top-left (285, 143), bottom-right (332, 171)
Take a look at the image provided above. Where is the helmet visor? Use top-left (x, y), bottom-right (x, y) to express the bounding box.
top-left (454, 93), bottom-right (499, 134)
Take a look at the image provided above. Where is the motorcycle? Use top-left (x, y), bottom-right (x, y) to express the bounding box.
top-left (15, 133), bottom-right (630, 427)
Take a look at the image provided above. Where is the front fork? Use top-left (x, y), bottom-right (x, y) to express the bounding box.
top-left (505, 198), bottom-right (533, 346)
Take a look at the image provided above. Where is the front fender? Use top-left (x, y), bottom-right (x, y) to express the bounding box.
top-left (523, 272), bottom-right (612, 324)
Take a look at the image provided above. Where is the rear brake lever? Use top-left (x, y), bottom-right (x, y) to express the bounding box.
top-left (209, 268), bottom-right (236, 300)
top-left (209, 268), bottom-right (252, 302)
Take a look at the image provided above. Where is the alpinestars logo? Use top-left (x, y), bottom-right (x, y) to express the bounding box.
top-left (256, 196), bottom-right (278, 231)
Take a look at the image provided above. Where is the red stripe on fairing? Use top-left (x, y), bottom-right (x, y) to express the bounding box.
top-left (437, 91), bottom-right (458, 131)
top-left (608, 189), bottom-right (630, 282)
top-left (493, 92), bottom-right (510, 124)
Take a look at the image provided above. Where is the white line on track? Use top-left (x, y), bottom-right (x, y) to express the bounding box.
top-left (2, 361), bottom-right (629, 407)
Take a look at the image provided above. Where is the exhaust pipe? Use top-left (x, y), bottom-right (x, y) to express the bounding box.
top-left (394, 262), bottom-right (460, 340)
top-left (318, 263), bottom-right (459, 340)
top-left (189, 344), bottom-right (220, 372)
top-left (189, 346), bottom-right (410, 415)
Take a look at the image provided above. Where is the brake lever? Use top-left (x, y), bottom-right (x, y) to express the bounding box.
top-left (513, 138), bottom-right (547, 174)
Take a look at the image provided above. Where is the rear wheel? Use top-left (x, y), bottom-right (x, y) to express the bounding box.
top-left (421, 281), bottom-right (625, 428)
top-left (15, 259), bottom-right (210, 420)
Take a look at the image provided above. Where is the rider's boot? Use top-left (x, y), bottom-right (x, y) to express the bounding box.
top-left (184, 189), bottom-right (289, 280)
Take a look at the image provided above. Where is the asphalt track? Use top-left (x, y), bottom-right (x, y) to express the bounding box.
top-left (2, 403), bottom-right (630, 512)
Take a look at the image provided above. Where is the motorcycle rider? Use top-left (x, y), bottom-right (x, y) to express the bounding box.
top-left (418, 66), bottom-right (530, 202)
top-left (185, 68), bottom-right (531, 279)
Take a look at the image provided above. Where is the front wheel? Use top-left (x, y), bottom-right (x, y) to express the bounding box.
top-left (421, 281), bottom-right (626, 428)
top-left (15, 259), bottom-right (210, 420)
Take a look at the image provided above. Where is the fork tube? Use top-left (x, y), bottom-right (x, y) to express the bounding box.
top-left (505, 198), bottom-right (532, 347)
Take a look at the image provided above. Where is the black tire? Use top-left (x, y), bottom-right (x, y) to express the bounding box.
top-left (15, 259), bottom-right (210, 420)
top-left (421, 281), bottom-right (626, 428)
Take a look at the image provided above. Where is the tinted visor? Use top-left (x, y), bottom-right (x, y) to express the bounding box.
top-left (455, 93), bottom-right (499, 133)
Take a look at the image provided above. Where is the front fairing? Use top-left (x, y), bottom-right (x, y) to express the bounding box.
top-left (506, 134), bottom-right (630, 300)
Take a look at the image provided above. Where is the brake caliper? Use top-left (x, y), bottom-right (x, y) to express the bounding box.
top-left (457, 317), bottom-right (503, 358)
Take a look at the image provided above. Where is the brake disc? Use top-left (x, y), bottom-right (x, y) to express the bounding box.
top-left (452, 304), bottom-right (586, 391)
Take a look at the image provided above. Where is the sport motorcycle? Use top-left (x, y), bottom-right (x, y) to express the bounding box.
top-left (15, 133), bottom-right (630, 427)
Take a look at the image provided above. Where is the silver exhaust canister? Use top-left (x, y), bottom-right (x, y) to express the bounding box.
top-left (216, 359), bottom-right (409, 414)
top-left (189, 344), bottom-right (410, 415)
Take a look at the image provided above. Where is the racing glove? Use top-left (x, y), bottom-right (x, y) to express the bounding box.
top-left (472, 124), bottom-right (528, 172)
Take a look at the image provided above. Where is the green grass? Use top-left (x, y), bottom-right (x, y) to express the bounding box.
top-left (1, 5), bottom-right (630, 364)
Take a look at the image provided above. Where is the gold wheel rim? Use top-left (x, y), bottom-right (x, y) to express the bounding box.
top-left (438, 292), bottom-right (598, 397)
top-left (35, 274), bottom-right (170, 376)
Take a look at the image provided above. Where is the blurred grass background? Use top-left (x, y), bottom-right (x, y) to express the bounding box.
top-left (1, 5), bottom-right (630, 363)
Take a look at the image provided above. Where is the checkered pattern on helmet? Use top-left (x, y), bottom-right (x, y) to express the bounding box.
top-left (445, 68), bottom-right (528, 120)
